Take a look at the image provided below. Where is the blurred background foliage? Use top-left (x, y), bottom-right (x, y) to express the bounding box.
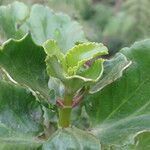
top-left (1, 0), bottom-right (150, 54)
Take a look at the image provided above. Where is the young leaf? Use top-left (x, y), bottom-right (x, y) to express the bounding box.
top-left (43, 40), bottom-right (66, 79)
top-left (65, 42), bottom-right (108, 73)
top-left (85, 39), bottom-right (150, 149)
top-left (48, 77), bottom-right (64, 104)
top-left (46, 56), bottom-right (66, 82)
top-left (64, 59), bottom-right (104, 93)
top-left (43, 40), bottom-right (64, 60)
top-left (44, 40), bottom-right (108, 93)
top-left (77, 59), bottom-right (104, 81)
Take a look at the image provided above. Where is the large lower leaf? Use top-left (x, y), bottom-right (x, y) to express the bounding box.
top-left (0, 126), bottom-right (43, 150)
top-left (23, 4), bottom-right (86, 53)
top-left (85, 40), bottom-right (150, 149)
top-left (0, 34), bottom-right (49, 99)
top-left (112, 131), bottom-right (150, 150)
top-left (0, 2), bottom-right (86, 53)
top-left (43, 127), bottom-right (101, 150)
top-left (0, 1), bottom-right (29, 42)
top-left (0, 80), bottom-right (43, 149)
top-left (128, 131), bottom-right (150, 150)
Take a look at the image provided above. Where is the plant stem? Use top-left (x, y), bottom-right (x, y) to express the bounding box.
top-left (58, 90), bottom-right (73, 128)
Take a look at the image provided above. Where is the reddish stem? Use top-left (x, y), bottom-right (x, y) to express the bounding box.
top-left (72, 94), bottom-right (84, 108)
top-left (56, 94), bottom-right (84, 108)
top-left (56, 98), bottom-right (64, 107)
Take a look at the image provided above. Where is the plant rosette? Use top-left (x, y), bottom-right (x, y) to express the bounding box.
top-left (0, 2), bottom-right (149, 150)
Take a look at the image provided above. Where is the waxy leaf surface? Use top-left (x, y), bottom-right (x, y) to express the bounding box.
top-left (0, 80), bottom-right (43, 150)
top-left (0, 1), bottom-right (29, 42)
top-left (84, 40), bottom-right (150, 149)
top-left (128, 131), bottom-right (150, 150)
top-left (0, 2), bottom-right (86, 52)
top-left (0, 34), bottom-right (49, 99)
top-left (90, 52), bottom-right (131, 93)
top-left (43, 127), bottom-right (101, 150)
top-left (23, 4), bottom-right (86, 52)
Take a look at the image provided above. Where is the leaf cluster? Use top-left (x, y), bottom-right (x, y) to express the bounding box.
top-left (0, 1), bottom-right (149, 150)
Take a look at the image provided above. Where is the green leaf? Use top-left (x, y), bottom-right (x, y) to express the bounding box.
top-left (0, 34), bottom-right (49, 99)
top-left (85, 40), bottom-right (150, 148)
top-left (90, 53), bottom-right (131, 93)
top-left (112, 131), bottom-right (150, 150)
top-left (0, 2), bottom-right (86, 52)
top-left (0, 80), bottom-right (43, 149)
top-left (43, 40), bottom-right (66, 76)
top-left (65, 42), bottom-right (108, 73)
top-left (0, 1), bottom-right (29, 41)
top-left (0, 126), bottom-right (43, 150)
top-left (0, 80), bottom-right (43, 135)
top-left (22, 4), bottom-right (86, 52)
top-left (48, 77), bottom-right (65, 104)
top-left (43, 127), bottom-right (101, 150)
top-left (128, 131), bottom-right (150, 150)
top-left (46, 56), bottom-right (65, 82)
top-left (44, 41), bottom-right (108, 93)
top-left (64, 59), bottom-right (104, 93)
top-left (43, 40), bottom-right (64, 61)
top-left (77, 59), bottom-right (104, 81)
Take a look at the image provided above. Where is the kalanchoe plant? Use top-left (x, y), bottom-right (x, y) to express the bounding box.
top-left (43, 40), bottom-right (108, 127)
top-left (0, 1), bottom-right (149, 150)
